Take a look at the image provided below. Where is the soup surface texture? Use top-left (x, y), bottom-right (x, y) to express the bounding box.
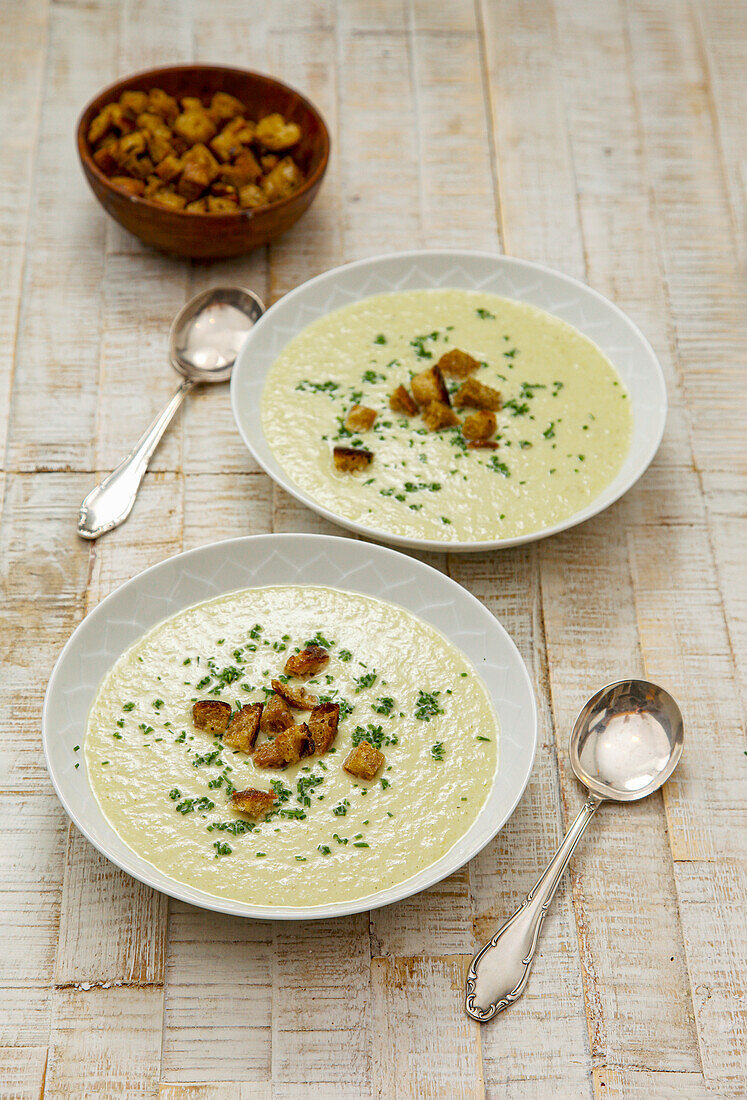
top-left (85, 585), bottom-right (499, 908)
top-left (261, 289), bottom-right (633, 542)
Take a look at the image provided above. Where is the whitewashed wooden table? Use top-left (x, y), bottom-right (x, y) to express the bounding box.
top-left (2, 0), bottom-right (745, 1096)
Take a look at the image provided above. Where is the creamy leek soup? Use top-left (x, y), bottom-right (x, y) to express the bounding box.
top-left (85, 585), bottom-right (498, 907)
top-left (261, 289), bottom-right (633, 541)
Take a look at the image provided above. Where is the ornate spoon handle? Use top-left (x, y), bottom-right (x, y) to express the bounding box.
top-left (465, 793), bottom-right (601, 1021)
top-left (78, 379), bottom-right (194, 540)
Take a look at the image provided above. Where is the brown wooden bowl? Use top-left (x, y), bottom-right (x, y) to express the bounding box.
top-left (77, 64), bottom-right (330, 259)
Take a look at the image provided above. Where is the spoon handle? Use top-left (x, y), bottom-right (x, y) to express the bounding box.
top-left (465, 793), bottom-right (601, 1021)
top-left (78, 379), bottom-right (195, 540)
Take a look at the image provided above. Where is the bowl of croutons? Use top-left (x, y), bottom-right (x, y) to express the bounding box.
top-left (77, 65), bottom-right (330, 259)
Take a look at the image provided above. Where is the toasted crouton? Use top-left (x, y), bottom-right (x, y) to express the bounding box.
top-left (333, 446), bottom-right (373, 473)
top-left (389, 385), bottom-right (418, 415)
top-left (209, 92), bottom-right (246, 123)
top-left (255, 113), bottom-right (302, 151)
top-left (110, 176), bottom-right (145, 196)
top-left (271, 679), bottom-right (318, 710)
top-left (223, 703), bottom-right (263, 753)
top-left (150, 190), bottom-right (187, 210)
top-left (284, 645), bottom-right (330, 678)
top-left (261, 156), bottom-right (302, 202)
top-left (173, 109), bottom-right (217, 147)
top-left (454, 377), bottom-right (502, 411)
top-left (462, 410), bottom-right (497, 441)
top-left (308, 702), bottom-right (340, 754)
top-left (253, 723), bottom-right (314, 768)
top-left (411, 365), bottom-right (450, 408)
top-left (219, 149), bottom-right (262, 188)
top-left (343, 740), bottom-right (385, 780)
top-left (345, 405), bottom-right (378, 432)
top-left (467, 440), bottom-right (499, 450)
top-left (192, 699), bottom-right (231, 734)
top-left (422, 401), bottom-right (460, 431)
top-left (230, 787), bottom-right (276, 817)
top-left (260, 693), bottom-right (294, 733)
top-left (238, 183), bottom-right (265, 209)
top-left (436, 348), bottom-right (481, 378)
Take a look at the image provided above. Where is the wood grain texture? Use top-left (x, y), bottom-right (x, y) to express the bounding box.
top-left (0, 0), bottom-right (745, 1094)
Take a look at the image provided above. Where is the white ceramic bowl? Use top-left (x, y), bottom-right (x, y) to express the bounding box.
top-left (231, 249), bottom-right (667, 552)
top-left (43, 534), bottom-right (537, 920)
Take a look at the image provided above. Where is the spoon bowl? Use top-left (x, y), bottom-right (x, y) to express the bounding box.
top-left (570, 678), bottom-right (684, 802)
top-left (171, 286), bottom-right (264, 383)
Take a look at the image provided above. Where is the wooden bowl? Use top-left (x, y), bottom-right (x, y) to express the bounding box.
top-left (77, 64), bottom-right (330, 259)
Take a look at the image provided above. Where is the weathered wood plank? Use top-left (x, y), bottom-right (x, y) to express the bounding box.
top-left (592, 1066), bottom-right (713, 1099)
top-left (371, 955), bottom-right (483, 1100)
top-left (161, 903), bottom-right (272, 1084)
top-left (44, 985), bottom-right (163, 1098)
top-left (625, 0), bottom-right (746, 471)
top-left (271, 916), bottom-right (371, 1097)
top-left (0, 1047), bottom-right (48, 1100)
top-left (0, 0), bottom-right (49, 466)
top-left (5, 0), bottom-right (120, 472)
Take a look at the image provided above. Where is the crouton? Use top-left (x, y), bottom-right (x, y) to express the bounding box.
top-left (173, 108), bottom-right (217, 147)
top-left (148, 88), bottom-right (179, 124)
top-left (261, 154), bottom-right (279, 171)
top-left (219, 149), bottom-right (262, 188)
top-left (185, 199), bottom-right (208, 213)
top-left (238, 183), bottom-right (265, 209)
top-left (436, 348), bottom-right (481, 378)
top-left (210, 92), bottom-right (246, 123)
top-left (223, 703), bottom-right (263, 753)
top-left (180, 96), bottom-right (204, 112)
top-left (92, 141), bottom-right (118, 175)
top-left (155, 153), bottom-right (183, 182)
top-left (210, 117), bottom-right (255, 162)
top-left (271, 679), bottom-right (318, 710)
top-left (422, 401), bottom-right (460, 431)
top-left (110, 176), bottom-right (145, 196)
top-left (150, 190), bottom-right (187, 210)
top-left (344, 405), bottom-right (378, 432)
top-left (261, 156), bottom-right (302, 202)
top-left (146, 130), bottom-right (174, 165)
top-left (462, 410), bottom-right (497, 441)
top-left (343, 740), bottom-right (385, 780)
top-left (230, 787), bottom-right (276, 817)
top-left (466, 440), bottom-right (499, 450)
top-left (454, 377), bottom-right (502, 411)
top-left (411, 365), bottom-right (451, 408)
top-left (260, 693), bottom-right (294, 733)
top-left (389, 385), bottom-right (418, 415)
top-left (333, 446), bottom-right (373, 473)
top-left (255, 112), bottom-right (301, 151)
top-left (192, 699), bottom-right (231, 734)
top-left (284, 645), bottom-right (330, 679)
top-left (308, 702), bottom-right (340, 755)
top-left (119, 90), bottom-right (149, 116)
top-left (177, 143), bottom-right (219, 200)
top-left (253, 723), bottom-right (314, 768)
top-left (206, 195), bottom-right (239, 213)
top-left (88, 104), bottom-right (117, 145)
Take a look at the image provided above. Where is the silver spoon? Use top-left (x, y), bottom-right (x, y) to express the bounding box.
top-left (465, 678), bottom-right (684, 1021)
top-left (78, 285), bottom-right (264, 540)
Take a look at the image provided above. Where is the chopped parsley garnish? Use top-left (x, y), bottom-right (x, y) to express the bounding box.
top-left (488, 457), bottom-right (510, 477)
top-left (476, 308), bottom-right (495, 319)
top-left (410, 332), bottom-right (439, 359)
top-left (362, 369), bottom-right (385, 385)
top-left (415, 690), bottom-right (444, 721)
top-left (318, 844), bottom-right (332, 855)
top-left (503, 399), bottom-right (530, 417)
top-left (213, 840), bottom-right (232, 857)
top-left (430, 742), bottom-right (445, 761)
top-left (371, 696), bottom-right (395, 716)
top-left (338, 649), bottom-right (352, 662)
top-left (351, 723), bottom-right (399, 749)
top-left (306, 630), bottom-right (335, 649)
top-left (373, 334), bottom-right (387, 344)
top-left (296, 380), bottom-right (340, 394)
top-left (332, 799), bottom-right (350, 817)
top-left (168, 788), bottom-right (181, 800)
top-left (543, 422), bottom-right (556, 439)
top-left (476, 735), bottom-right (492, 742)
top-left (354, 671), bottom-right (377, 692)
top-left (122, 702), bottom-right (135, 712)
top-left (175, 796), bottom-right (215, 815)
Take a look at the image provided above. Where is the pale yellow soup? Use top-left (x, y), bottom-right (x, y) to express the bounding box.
top-left (85, 586), bottom-right (498, 908)
top-left (261, 289), bottom-right (633, 542)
